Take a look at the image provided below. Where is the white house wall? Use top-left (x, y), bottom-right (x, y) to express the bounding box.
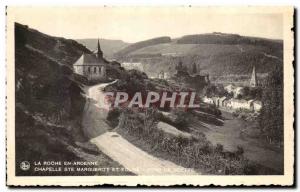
top-left (253, 103), bottom-right (262, 111)
top-left (74, 65), bottom-right (106, 81)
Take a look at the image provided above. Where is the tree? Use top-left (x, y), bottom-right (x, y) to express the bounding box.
top-left (243, 87), bottom-right (250, 97)
top-left (259, 64), bottom-right (283, 144)
top-left (203, 84), bottom-right (218, 97)
top-left (236, 94), bottom-right (242, 99)
top-left (216, 85), bottom-right (226, 96)
top-left (192, 63), bottom-right (197, 74)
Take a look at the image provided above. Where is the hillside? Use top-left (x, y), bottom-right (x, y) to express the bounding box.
top-left (76, 38), bottom-right (129, 59)
top-left (14, 23), bottom-right (127, 176)
top-left (114, 33), bottom-right (283, 80)
top-left (114, 36), bottom-right (172, 58)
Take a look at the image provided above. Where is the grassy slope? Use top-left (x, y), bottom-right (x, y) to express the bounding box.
top-left (114, 36), bottom-right (172, 58)
top-left (115, 33), bottom-right (283, 77)
top-left (15, 23), bottom-right (130, 176)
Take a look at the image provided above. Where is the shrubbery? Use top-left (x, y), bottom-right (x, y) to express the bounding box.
top-left (156, 109), bottom-right (191, 132)
top-left (104, 69), bottom-right (155, 98)
top-left (259, 64), bottom-right (283, 145)
top-left (117, 108), bottom-right (257, 175)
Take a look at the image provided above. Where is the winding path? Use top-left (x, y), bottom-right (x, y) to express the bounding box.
top-left (83, 81), bottom-right (198, 175)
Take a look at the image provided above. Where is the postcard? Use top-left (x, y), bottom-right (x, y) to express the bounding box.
top-left (6, 6), bottom-right (294, 186)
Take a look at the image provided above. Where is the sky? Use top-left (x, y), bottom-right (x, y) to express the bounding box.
top-left (10, 7), bottom-right (283, 43)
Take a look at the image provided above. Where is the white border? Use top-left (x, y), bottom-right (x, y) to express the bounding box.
top-left (4, 5), bottom-right (295, 188)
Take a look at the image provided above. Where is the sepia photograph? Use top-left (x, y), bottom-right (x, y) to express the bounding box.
top-left (6, 6), bottom-right (294, 186)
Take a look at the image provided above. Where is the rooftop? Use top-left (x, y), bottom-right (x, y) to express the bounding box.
top-left (73, 53), bottom-right (106, 66)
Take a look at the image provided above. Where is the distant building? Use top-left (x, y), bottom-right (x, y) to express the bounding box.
top-left (223, 99), bottom-right (232, 108)
top-left (204, 95), bottom-right (262, 113)
top-left (250, 65), bottom-right (257, 87)
top-left (73, 39), bottom-right (107, 81)
top-left (230, 99), bottom-right (253, 110)
top-left (121, 62), bottom-right (144, 72)
top-left (233, 87), bottom-right (245, 98)
top-left (175, 61), bottom-right (189, 77)
top-left (157, 71), bottom-right (171, 80)
top-left (219, 97), bottom-right (227, 107)
top-left (253, 100), bottom-right (262, 112)
top-left (212, 97), bottom-right (219, 106)
top-left (202, 96), bottom-right (214, 104)
top-left (158, 71), bottom-right (164, 79)
top-left (224, 84), bottom-right (235, 93)
top-left (224, 84), bottom-right (245, 98)
top-left (164, 72), bottom-right (170, 79)
top-left (174, 61), bottom-right (209, 90)
top-left (209, 96), bottom-right (227, 107)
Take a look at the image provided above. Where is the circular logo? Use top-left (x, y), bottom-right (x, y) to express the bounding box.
top-left (20, 161), bottom-right (30, 171)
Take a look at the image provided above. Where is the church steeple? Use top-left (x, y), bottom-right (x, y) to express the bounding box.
top-left (250, 65), bottom-right (257, 87)
top-left (97, 39), bottom-right (103, 59)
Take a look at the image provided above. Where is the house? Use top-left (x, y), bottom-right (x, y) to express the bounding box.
top-left (174, 61), bottom-right (209, 90)
top-left (224, 84), bottom-right (245, 98)
top-left (248, 99), bottom-right (255, 110)
top-left (219, 96), bottom-right (227, 107)
top-left (202, 96), bottom-right (214, 105)
top-left (223, 99), bottom-right (232, 108)
top-left (212, 97), bottom-right (220, 107)
top-left (157, 71), bottom-right (170, 79)
top-left (224, 84), bottom-right (235, 93)
top-left (230, 99), bottom-right (253, 110)
top-left (164, 72), bottom-right (170, 79)
top-left (211, 96), bottom-right (227, 107)
top-left (253, 100), bottom-right (262, 112)
top-left (73, 39), bottom-right (107, 81)
top-left (203, 95), bottom-right (262, 113)
top-left (158, 71), bottom-right (164, 79)
top-left (233, 87), bottom-right (245, 98)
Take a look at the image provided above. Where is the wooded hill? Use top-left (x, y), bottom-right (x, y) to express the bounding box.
top-left (113, 33), bottom-right (283, 78)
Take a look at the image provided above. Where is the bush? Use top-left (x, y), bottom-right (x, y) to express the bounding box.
top-left (259, 64), bottom-right (283, 145)
top-left (118, 108), bottom-right (256, 175)
top-left (106, 108), bottom-right (121, 127)
top-left (156, 110), bottom-right (191, 132)
top-left (172, 110), bottom-right (190, 131)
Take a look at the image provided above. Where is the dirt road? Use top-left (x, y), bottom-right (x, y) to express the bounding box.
top-left (83, 82), bottom-right (198, 175)
top-left (82, 81), bottom-right (115, 138)
top-left (91, 132), bottom-right (197, 175)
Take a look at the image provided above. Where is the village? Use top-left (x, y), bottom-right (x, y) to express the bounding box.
top-left (10, 6), bottom-right (288, 184)
top-left (157, 62), bottom-right (262, 114)
top-left (71, 39), bottom-right (282, 175)
top-left (73, 39), bottom-right (263, 115)
top-left (202, 66), bottom-right (262, 114)
top-left (117, 54), bottom-right (263, 115)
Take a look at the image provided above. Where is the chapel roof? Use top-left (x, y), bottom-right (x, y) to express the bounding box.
top-left (73, 53), bottom-right (106, 66)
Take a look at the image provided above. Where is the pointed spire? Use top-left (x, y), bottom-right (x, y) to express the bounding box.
top-left (97, 39), bottom-right (101, 51)
top-left (250, 65), bottom-right (257, 87)
top-left (97, 38), bottom-right (103, 59)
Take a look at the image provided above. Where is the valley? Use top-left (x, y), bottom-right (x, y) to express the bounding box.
top-left (15, 22), bottom-right (283, 176)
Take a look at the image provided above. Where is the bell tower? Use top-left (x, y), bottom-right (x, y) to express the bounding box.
top-left (97, 39), bottom-right (103, 59)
